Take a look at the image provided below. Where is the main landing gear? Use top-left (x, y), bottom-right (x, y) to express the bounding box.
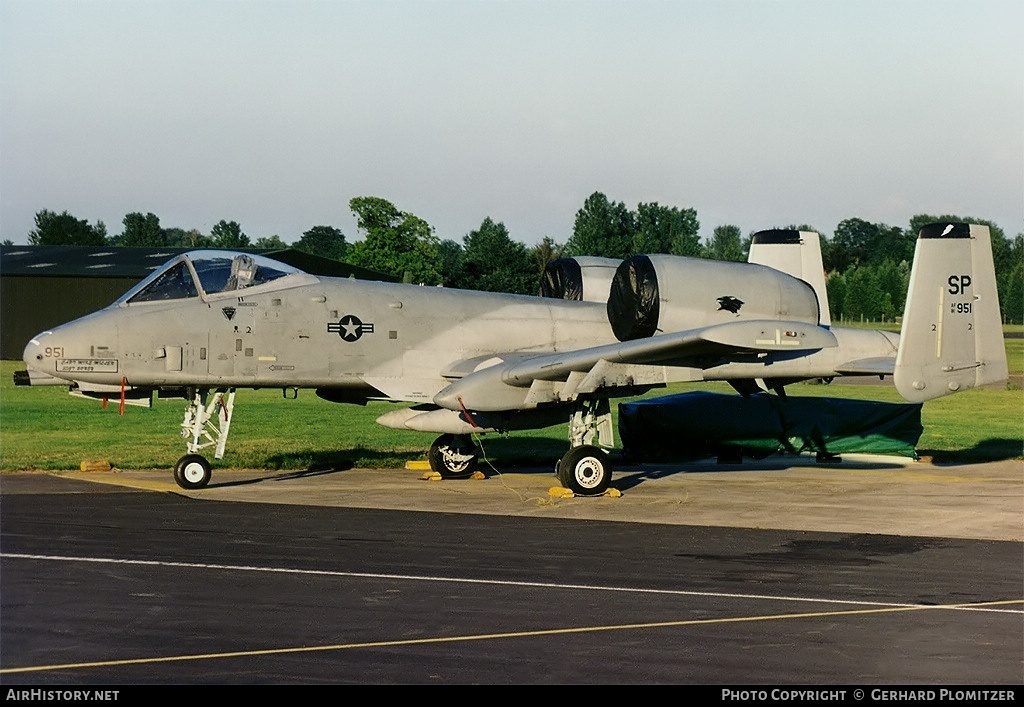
top-left (428, 433), bottom-right (480, 478)
top-left (557, 445), bottom-right (611, 496)
top-left (556, 398), bottom-right (614, 496)
top-left (425, 400), bottom-right (615, 496)
top-left (173, 388), bottom-right (235, 490)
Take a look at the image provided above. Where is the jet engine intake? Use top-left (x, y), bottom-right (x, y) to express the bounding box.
top-left (540, 257), bottom-right (622, 302)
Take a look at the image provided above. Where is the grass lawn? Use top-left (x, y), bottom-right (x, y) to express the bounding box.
top-left (2, 335), bottom-right (1021, 472)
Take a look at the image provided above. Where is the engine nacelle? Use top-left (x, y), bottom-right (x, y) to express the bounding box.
top-left (747, 229), bottom-right (830, 327)
top-left (540, 257), bottom-right (622, 302)
top-left (606, 255), bottom-right (821, 341)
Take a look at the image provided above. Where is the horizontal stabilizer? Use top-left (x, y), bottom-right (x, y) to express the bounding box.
top-left (834, 357), bottom-right (896, 376)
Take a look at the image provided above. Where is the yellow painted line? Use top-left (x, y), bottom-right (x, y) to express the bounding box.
top-left (55, 472), bottom-right (179, 493)
top-left (3, 599), bottom-right (1019, 675)
top-left (110, 478), bottom-right (182, 492)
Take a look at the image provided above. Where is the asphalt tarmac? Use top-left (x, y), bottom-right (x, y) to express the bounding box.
top-left (44, 453), bottom-right (1024, 541)
top-left (2, 453), bottom-right (1021, 685)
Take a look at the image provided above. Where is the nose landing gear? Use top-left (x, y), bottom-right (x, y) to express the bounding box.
top-left (173, 388), bottom-right (235, 490)
top-left (173, 454), bottom-right (212, 490)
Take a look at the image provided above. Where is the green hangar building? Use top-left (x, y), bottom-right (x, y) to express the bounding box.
top-left (0, 245), bottom-right (394, 361)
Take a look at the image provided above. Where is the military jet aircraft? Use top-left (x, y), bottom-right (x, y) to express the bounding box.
top-left (14, 222), bottom-right (1007, 495)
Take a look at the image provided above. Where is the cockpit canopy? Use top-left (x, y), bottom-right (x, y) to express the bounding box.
top-left (118, 251), bottom-right (306, 304)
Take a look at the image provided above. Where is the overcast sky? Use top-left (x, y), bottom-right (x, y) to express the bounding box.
top-left (1, 0), bottom-right (1021, 248)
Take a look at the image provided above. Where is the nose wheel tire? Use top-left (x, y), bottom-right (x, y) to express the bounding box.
top-left (174, 454), bottom-right (212, 490)
top-left (558, 445), bottom-right (611, 496)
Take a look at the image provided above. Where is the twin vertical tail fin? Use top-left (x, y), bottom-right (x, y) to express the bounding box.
top-left (894, 223), bottom-right (1008, 402)
top-left (747, 229), bottom-right (831, 327)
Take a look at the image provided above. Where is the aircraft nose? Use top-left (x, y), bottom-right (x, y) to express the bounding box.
top-left (15, 331), bottom-right (67, 386)
top-left (23, 321), bottom-right (96, 371)
top-left (22, 332), bottom-right (50, 371)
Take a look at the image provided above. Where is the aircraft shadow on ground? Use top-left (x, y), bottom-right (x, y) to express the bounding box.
top-left (205, 465), bottom-right (363, 489)
top-left (203, 436), bottom-right (1021, 490)
top-left (203, 467), bottom-right (352, 489)
top-left (919, 438), bottom-right (1023, 465)
top-left (264, 448), bottom-right (417, 471)
top-left (204, 449), bottom-right (384, 488)
top-left (606, 437), bottom-right (1023, 492)
top-left (607, 457), bottom-right (909, 493)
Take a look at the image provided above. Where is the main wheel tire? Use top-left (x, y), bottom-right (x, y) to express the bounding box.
top-left (558, 445), bottom-right (611, 496)
top-left (174, 454), bottom-right (212, 490)
top-left (428, 434), bottom-right (479, 479)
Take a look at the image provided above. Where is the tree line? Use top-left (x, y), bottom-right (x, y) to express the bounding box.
top-left (14, 192), bottom-right (1023, 323)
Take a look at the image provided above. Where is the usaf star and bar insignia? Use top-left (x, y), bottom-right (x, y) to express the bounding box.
top-left (328, 314), bottom-right (374, 342)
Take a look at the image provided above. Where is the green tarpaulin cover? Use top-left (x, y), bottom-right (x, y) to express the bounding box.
top-left (619, 392), bottom-right (922, 461)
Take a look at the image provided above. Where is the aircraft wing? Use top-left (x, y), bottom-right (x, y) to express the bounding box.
top-left (505, 319), bottom-right (835, 382)
top-left (435, 319), bottom-right (837, 412)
